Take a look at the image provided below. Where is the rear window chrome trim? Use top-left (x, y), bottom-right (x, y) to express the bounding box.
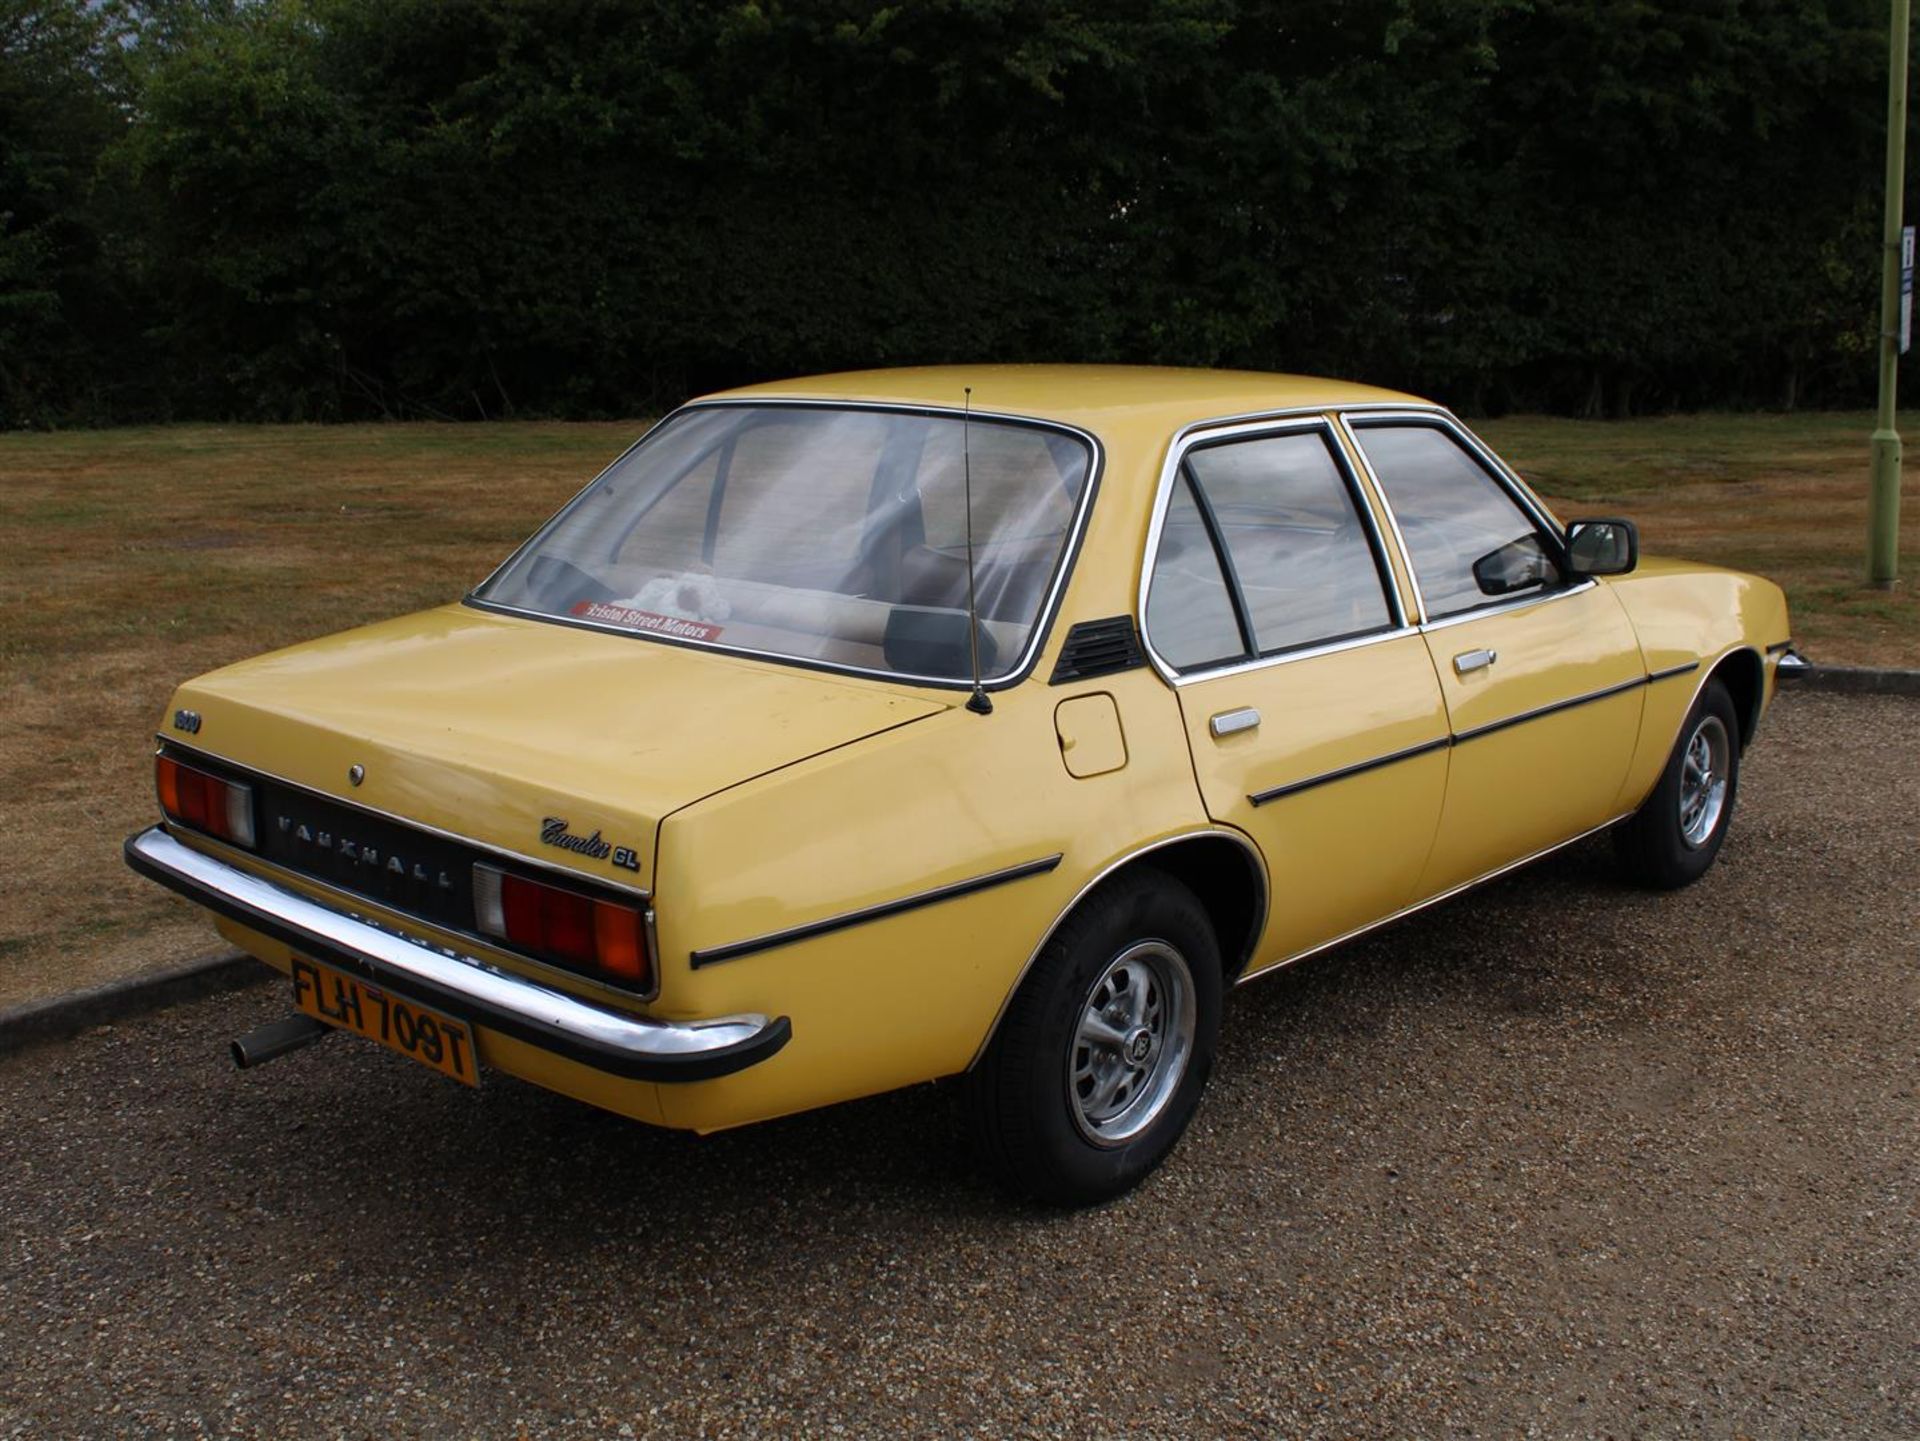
top-left (467, 397), bottom-right (1106, 696)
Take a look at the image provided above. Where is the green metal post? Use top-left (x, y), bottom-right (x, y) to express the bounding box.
top-left (1870, 0), bottom-right (1911, 587)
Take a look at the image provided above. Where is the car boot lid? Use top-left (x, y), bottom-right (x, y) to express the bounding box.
top-left (163, 604), bottom-right (951, 891)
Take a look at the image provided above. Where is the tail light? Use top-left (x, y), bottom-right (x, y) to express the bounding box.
top-left (156, 754), bottom-right (256, 848)
top-left (472, 864), bottom-right (650, 990)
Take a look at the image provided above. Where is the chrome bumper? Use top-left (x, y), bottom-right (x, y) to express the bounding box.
top-left (124, 826), bottom-right (790, 1083)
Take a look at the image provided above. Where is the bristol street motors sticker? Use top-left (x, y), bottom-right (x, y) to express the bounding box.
top-left (570, 600), bottom-right (724, 643)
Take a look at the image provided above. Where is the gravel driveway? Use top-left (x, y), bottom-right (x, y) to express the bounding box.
top-left (2, 690), bottom-right (1915, 1439)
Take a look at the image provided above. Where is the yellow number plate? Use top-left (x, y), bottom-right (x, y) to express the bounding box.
top-left (291, 955), bottom-right (479, 1087)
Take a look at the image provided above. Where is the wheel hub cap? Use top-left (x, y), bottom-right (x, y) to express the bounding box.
top-left (1067, 940), bottom-right (1197, 1148)
top-left (1124, 1027), bottom-right (1154, 1066)
top-left (1678, 713), bottom-right (1731, 849)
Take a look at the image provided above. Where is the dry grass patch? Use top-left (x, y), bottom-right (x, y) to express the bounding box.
top-left (0, 411), bottom-right (1913, 1007)
top-left (0, 422), bottom-right (639, 1008)
top-left (1480, 410), bottom-right (1920, 667)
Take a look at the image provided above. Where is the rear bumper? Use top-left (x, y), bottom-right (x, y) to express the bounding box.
top-left (124, 826), bottom-right (791, 1082)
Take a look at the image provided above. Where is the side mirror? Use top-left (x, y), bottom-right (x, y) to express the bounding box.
top-left (1566, 518), bottom-right (1639, 577)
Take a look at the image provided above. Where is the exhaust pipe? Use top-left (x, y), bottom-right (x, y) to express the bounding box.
top-left (231, 1014), bottom-right (333, 1069)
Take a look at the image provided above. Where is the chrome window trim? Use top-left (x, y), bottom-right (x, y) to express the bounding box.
top-left (1154, 624), bottom-right (1425, 688)
top-left (1172, 398), bottom-right (1451, 439)
top-left (1335, 409), bottom-right (1579, 628)
top-left (1136, 410), bottom-right (1415, 686)
top-left (467, 397), bottom-right (1106, 695)
top-left (470, 418), bottom-right (667, 599)
top-left (158, 737), bottom-right (653, 902)
top-left (1331, 411), bottom-right (1430, 626)
top-left (1342, 408), bottom-right (1568, 543)
top-left (1412, 576), bottom-right (1599, 632)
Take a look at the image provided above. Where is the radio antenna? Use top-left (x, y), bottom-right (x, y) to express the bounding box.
top-left (961, 386), bottom-right (992, 715)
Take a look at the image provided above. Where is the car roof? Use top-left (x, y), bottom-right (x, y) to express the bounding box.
top-left (701, 365), bottom-right (1429, 437)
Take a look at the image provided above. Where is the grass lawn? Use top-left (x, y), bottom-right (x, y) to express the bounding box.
top-left (1479, 410), bottom-right (1919, 667)
top-left (0, 422), bottom-right (639, 1008)
top-left (1, 411), bottom-right (1913, 1008)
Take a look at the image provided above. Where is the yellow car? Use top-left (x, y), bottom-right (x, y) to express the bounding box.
top-left (126, 366), bottom-right (1799, 1203)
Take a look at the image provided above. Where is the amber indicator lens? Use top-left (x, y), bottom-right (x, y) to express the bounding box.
top-left (155, 754), bottom-right (256, 848)
top-left (473, 864), bottom-right (650, 990)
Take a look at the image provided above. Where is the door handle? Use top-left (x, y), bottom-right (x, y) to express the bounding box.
top-left (1453, 648), bottom-right (1498, 675)
top-left (1209, 707), bottom-right (1261, 738)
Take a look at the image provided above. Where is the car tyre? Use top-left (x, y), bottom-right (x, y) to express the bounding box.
top-left (965, 873), bottom-right (1222, 1205)
top-left (1616, 678), bottom-right (1741, 890)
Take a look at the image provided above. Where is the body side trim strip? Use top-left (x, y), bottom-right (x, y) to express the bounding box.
top-left (1452, 674), bottom-right (1648, 745)
top-left (1248, 735), bottom-right (1452, 806)
top-left (690, 854), bottom-right (1064, 968)
top-left (1250, 669), bottom-right (1665, 805)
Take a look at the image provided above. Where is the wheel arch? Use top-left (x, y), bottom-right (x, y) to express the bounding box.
top-left (967, 830), bottom-right (1268, 1069)
top-left (1706, 645), bottom-right (1765, 750)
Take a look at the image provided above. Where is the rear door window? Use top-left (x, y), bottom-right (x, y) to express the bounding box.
top-left (1146, 426), bottom-right (1398, 672)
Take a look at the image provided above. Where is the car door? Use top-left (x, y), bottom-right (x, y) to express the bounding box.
top-left (1341, 414), bottom-right (1646, 900)
top-left (1142, 418), bottom-right (1451, 974)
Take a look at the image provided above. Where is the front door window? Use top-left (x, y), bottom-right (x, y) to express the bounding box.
top-left (1349, 424), bottom-right (1561, 619)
